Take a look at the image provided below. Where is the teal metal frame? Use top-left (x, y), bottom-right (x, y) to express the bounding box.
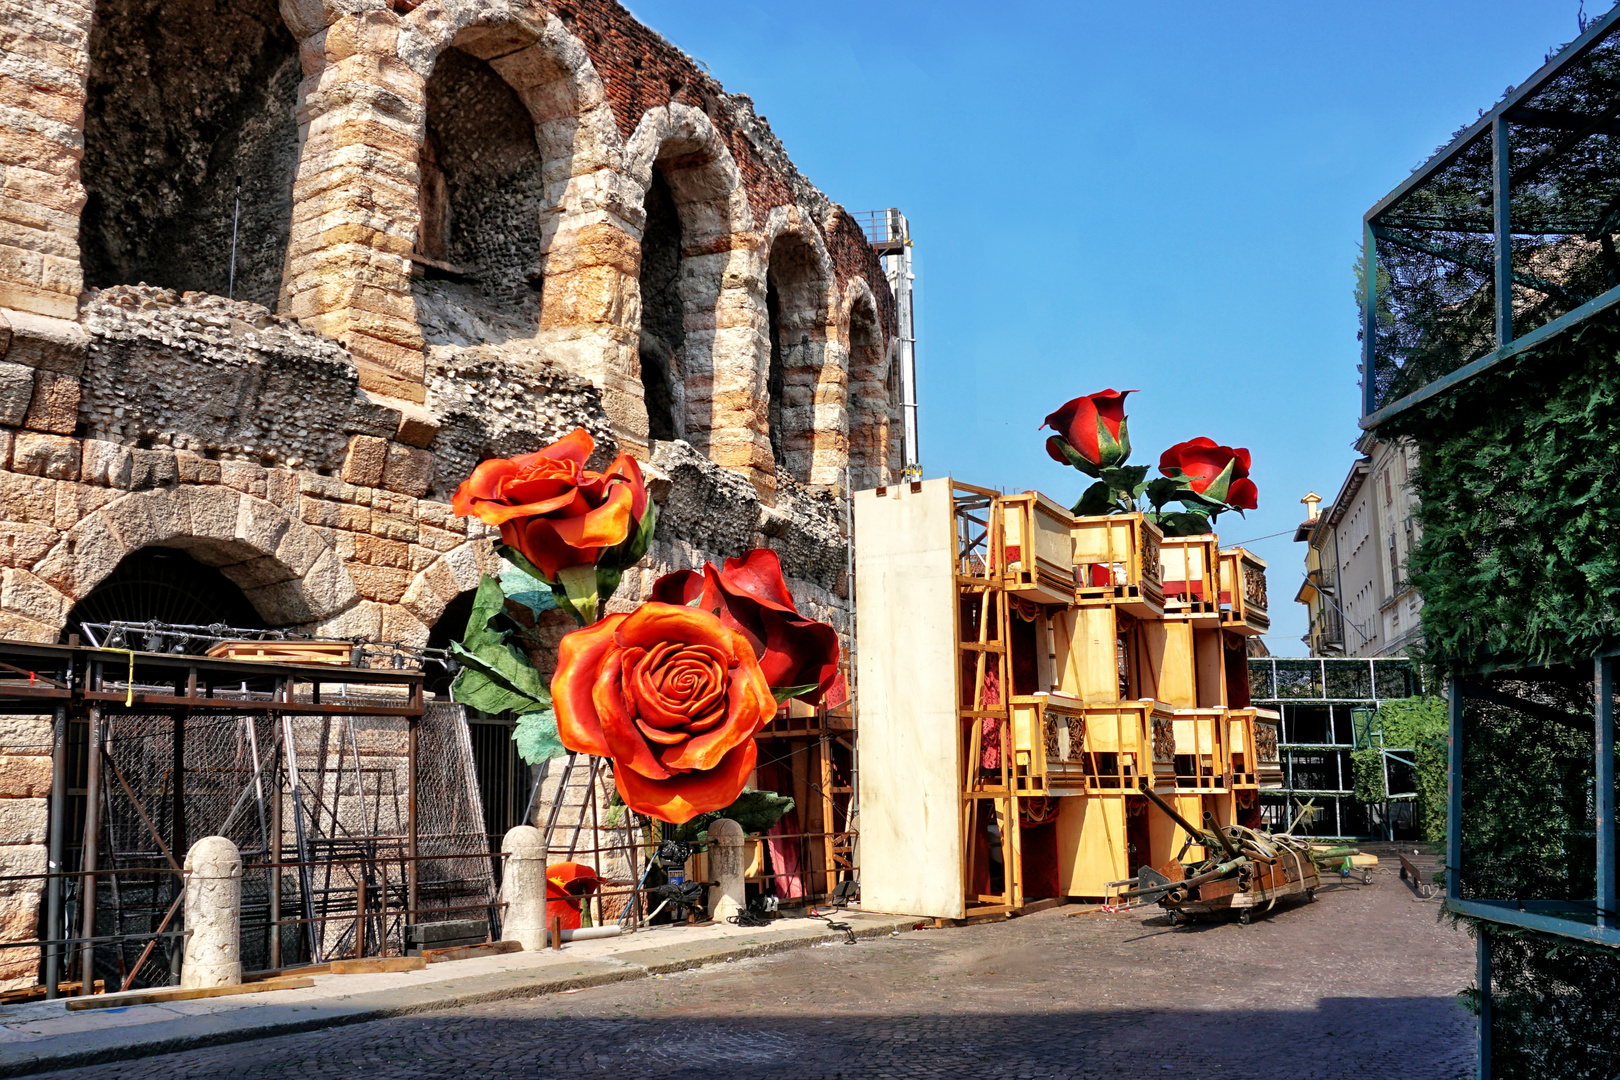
top-left (1361, 4), bottom-right (1620, 427)
top-left (1445, 652), bottom-right (1620, 946)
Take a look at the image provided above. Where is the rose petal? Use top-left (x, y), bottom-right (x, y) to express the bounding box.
top-left (551, 615), bottom-right (623, 758)
top-left (613, 739), bottom-right (759, 824)
top-left (592, 646), bottom-right (674, 780)
top-left (657, 629), bottom-right (774, 771)
top-left (549, 484), bottom-right (635, 550)
top-left (511, 427), bottom-right (594, 469)
top-left (649, 570), bottom-right (704, 605)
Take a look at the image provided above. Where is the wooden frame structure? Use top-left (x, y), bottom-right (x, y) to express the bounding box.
top-left (854, 479), bottom-right (1276, 918)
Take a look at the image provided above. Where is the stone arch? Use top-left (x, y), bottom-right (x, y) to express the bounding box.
top-left (34, 487), bottom-right (355, 633)
top-left (841, 277), bottom-right (893, 491)
top-left (625, 104), bottom-right (758, 468)
top-left (81, 0), bottom-right (301, 309)
top-left (401, 4), bottom-right (627, 351)
top-left (761, 208), bottom-right (841, 488)
top-left (400, 538), bottom-right (498, 642)
top-left (280, 0), bottom-right (633, 407)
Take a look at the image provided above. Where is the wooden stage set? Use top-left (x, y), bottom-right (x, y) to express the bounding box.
top-left (854, 479), bottom-right (1281, 921)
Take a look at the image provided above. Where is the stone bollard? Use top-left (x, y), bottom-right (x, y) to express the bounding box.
top-left (502, 825), bottom-right (548, 950)
top-left (708, 818), bottom-right (746, 924)
top-left (181, 836), bottom-right (242, 989)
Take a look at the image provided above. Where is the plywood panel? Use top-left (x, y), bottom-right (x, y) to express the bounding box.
top-left (1057, 795), bottom-right (1128, 897)
top-left (1067, 606), bottom-right (1119, 703)
top-left (854, 479), bottom-right (963, 919)
top-left (1193, 629), bottom-right (1225, 708)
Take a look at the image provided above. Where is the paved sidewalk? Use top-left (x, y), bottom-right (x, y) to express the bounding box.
top-left (0, 911), bottom-right (916, 1077)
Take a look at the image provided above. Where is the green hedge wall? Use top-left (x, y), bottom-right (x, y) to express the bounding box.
top-left (1385, 308), bottom-right (1620, 671)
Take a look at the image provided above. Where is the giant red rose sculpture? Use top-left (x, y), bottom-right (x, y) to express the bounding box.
top-left (1158, 438), bottom-right (1258, 511)
top-left (452, 427), bottom-right (653, 622)
top-left (649, 549), bottom-right (842, 707)
top-left (553, 603), bottom-right (776, 823)
top-left (1042, 389), bottom-right (1134, 475)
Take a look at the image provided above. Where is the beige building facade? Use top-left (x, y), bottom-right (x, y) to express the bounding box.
top-left (1294, 434), bottom-right (1422, 658)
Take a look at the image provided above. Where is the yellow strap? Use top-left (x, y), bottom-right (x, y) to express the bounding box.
top-left (107, 648), bottom-right (135, 707)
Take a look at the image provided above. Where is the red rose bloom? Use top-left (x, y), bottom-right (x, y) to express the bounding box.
top-left (1042, 389), bottom-right (1135, 472)
top-left (552, 603), bottom-right (775, 824)
top-left (650, 549), bottom-right (841, 706)
top-left (451, 428), bottom-right (649, 580)
top-left (1158, 437), bottom-right (1258, 510)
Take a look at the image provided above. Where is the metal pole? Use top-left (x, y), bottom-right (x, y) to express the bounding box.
top-left (78, 702), bottom-right (102, 994)
top-left (1492, 117), bottom-right (1512, 349)
top-left (227, 175), bottom-right (241, 300)
top-left (44, 706), bottom-right (66, 1000)
top-left (1448, 680), bottom-right (1465, 902)
top-left (1477, 926), bottom-right (1492, 1080)
top-left (1362, 221), bottom-right (1378, 418)
top-left (168, 710), bottom-right (186, 982)
top-left (269, 750), bottom-right (282, 970)
top-left (1596, 654), bottom-right (1615, 931)
top-left (407, 716), bottom-right (418, 925)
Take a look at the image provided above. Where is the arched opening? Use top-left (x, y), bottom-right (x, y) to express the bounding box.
top-left (80, 0), bottom-right (299, 309)
top-left (414, 47), bottom-right (546, 347)
top-left (638, 171), bottom-right (683, 443)
top-left (765, 232), bottom-right (833, 483)
top-left (846, 293), bottom-right (892, 491)
top-left (61, 547), bottom-right (266, 650)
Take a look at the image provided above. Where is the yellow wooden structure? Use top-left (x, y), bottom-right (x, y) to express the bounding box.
top-left (853, 480), bottom-right (1276, 919)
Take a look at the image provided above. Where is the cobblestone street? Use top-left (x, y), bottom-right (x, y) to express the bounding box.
top-left (36, 866), bottom-right (1476, 1080)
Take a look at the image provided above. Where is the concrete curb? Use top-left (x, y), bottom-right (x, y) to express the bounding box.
top-left (0, 915), bottom-right (918, 1078)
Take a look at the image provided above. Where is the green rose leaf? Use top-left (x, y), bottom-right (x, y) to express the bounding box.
top-left (1046, 435), bottom-right (1101, 477)
top-left (513, 708), bottom-right (568, 764)
top-left (1071, 479), bottom-right (1114, 517)
top-left (772, 683), bottom-right (819, 704)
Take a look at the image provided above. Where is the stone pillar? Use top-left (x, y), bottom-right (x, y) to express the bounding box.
top-left (707, 818), bottom-right (746, 924)
top-left (181, 836), bottom-right (242, 989)
top-left (501, 825), bottom-right (547, 950)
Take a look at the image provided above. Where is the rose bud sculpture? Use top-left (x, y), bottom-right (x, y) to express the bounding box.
top-left (452, 427), bottom-right (654, 623)
top-left (1042, 389), bottom-right (1135, 476)
top-left (552, 602), bottom-right (776, 823)
top-left (1158, 437), bottom-right (1259, 513)
top-left (649, 549), bottom-right (841, 706)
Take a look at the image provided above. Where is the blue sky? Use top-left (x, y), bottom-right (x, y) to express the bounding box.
top-left (628, 0), bottom-right (1595, 651)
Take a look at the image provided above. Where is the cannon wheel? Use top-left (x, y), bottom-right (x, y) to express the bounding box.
top-left (1306, 888), bottom-right (1317, 902)
top-left (1239, 909), bottom-right (1251, 925)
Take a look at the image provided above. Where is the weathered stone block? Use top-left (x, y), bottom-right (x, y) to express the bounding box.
top-left (182, 485), bottom-right (243, 542)
top-left (341, 434), bottom-right (386, 486)
top-left (369, 508), bottom-right (414, 542)
top-left (1, 309), bottom-right (85, 374)
top-left (80, 439), bottom-right (133, 488)
top-left (11, 432), bottom-right (77, 479)
top-left (0, 799), bottom-right (48, 845)
top-left (220, 461), bottom-right (268, 498)
top-left (0, 522), bottom-right (58, 569)
top-left (351, 562), bottom-right (410, 603)
top-left (22, 369), bottom-right (77, 434)
top-left (394, 402), bottom-right (439, 448)
top-left (353, 533), bottom-right (408, 568)
top-left (1, 568), bottom-right (67, 625)
top-left (381, 443), bottom-right (432, 497)
top-left (0, 716), bottom-right (52, 754)
top-left (0, 473), bottom-right (56, 525)
top-left (0, 361), bottom-right (33, 425)
top-left (0, 756), bottom-right (51, 799)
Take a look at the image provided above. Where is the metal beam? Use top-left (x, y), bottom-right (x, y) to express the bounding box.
top-left (1361, 279), bottom-right (1620, 429)
top-left (1494, 116), bottom-right (1514, 347)
top-left (1363, 223), bottom-right (1378, 418)
top-left (1447, 682), bottom-right (1463, 904)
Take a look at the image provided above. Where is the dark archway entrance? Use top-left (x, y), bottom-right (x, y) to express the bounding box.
top-left (62, 547), bottom-right (265, 649)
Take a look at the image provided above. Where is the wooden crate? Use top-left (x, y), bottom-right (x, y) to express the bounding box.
top-left (1159, 534), bottom-right (1220, 624)
top-left (1151, 707), bottom-right (1229, 793)
top-left (1218, 546), bottom-right (1270, 636)
top-left (999, 491), bottom-right (1076, 605)
top-left (1071, 512), bottom-right (1164, 617)
top-left (1226, 708), bottom-right (1259, 787)
top-left (206, 640), bottom-right (355, 665)
top-left (1253, 708), bottom-right (1283, 788)
top-left (1010, 691), bottom-right (1086, 792)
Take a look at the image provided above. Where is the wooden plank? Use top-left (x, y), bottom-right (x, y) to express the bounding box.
top-left (244, 963), bottom-right (332, 982)
top-left (65, 976), bottom-right (314, 1010)
top-left (329, 956), bottom-right (426, 974)
top-left (424, 940), bottom-right (521, 963)
top-left (854, 479), bottom-right (964, 920)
